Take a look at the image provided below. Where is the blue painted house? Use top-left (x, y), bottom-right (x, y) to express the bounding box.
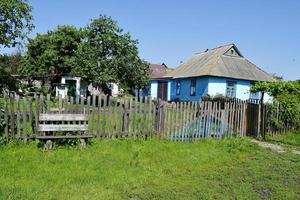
top-left (146, 63), bottom-right (172, 101)
top-left (153, 44), bottom-right (274, 102)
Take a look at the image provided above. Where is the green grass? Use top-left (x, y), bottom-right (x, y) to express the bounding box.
top-left (0, 138), bottom-right (299, 200)
top-left (266, 131), bottom-right (300, 148)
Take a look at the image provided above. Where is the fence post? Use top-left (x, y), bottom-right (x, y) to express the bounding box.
top-left (3, 92), bottom-right (8, 140)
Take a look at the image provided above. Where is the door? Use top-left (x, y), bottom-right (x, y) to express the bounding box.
top-left (66, 80), bottom-right (77, 97)
top-left (157, 81), bottom-right (168, 101)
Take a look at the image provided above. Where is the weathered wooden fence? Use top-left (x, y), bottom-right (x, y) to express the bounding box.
top-left (0, 92), bottom-right (295, 142)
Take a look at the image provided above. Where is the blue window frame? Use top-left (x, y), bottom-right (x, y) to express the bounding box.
top-left (190, 79), bottom-right (196, 96)
top-left (176, 80), bottom-right (181, 95)
top-left (226, 81), bottom-right (236, 98)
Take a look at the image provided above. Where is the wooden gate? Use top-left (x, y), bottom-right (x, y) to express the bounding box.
top-left (246, 102), bottom-right (260, 137)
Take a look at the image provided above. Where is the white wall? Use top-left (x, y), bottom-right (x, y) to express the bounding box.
top-left (207, 77), bottom-right (253, 100)
top-left (150, 80), bottom-right (158, 99)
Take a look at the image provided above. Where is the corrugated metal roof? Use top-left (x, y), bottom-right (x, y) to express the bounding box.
top-left (168, 44), bottom-right (275, 82)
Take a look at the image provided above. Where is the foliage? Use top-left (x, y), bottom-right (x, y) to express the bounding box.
top-left (0, 52), bottom-right (23, 92)
top-left (72, 15), bottom-right (150, 89)
top-left (0, 0), bottom-right (34, 47)
top-left (0, 138), bottom-right (299, 199)
top-left (251, 81), bottom-right (300, 130)
top-left (19, 25), bottom-right (82, 89)
top-left (0, 51), bottom-right (22, 74)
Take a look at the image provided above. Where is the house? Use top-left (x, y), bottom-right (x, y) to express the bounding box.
top-left (55, 76), bottom-right (123, 98)
top-left (167, 44), bottom-right (275, 101)
top-left (55, 76), bottom-right (88, 98)
top-left (135, 63), bottom-right (173, 101)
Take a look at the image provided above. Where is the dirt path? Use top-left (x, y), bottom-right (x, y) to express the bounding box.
top-left (251, 139), bottom-right (300, 155)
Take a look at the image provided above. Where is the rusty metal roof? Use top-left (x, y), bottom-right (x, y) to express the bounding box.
top-left (168, 44), bottom-right (275, 82)
top-left (150, 63), bottom-right (172, 79)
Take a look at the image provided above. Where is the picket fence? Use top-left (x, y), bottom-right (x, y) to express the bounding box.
top-left (0, 92), bottom-right (295, 142)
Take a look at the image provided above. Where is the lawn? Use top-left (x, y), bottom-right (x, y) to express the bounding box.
top-left (0, 137), bottom-right (299, 200)
top-left (266, 131), bottom-right (300, 148)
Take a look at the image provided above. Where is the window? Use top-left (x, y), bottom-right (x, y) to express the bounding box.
top-left (176, 80), bottom-right (181, 95)
top-left (226, 81), bottom-right (236, 98)
top-left (190, 79), bottom-right (196, 96)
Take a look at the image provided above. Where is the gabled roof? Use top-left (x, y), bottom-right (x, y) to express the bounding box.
top-left (168, 44), bottom-right (275, 82)
top-left (150, 63), bottom-right (173, 79)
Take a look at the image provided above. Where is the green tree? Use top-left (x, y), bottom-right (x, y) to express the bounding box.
top-left (0, 0), bottom-right (34, 47)
top-left (72, 15), bottom-right (149, 91)
top-left (19, 25), bottom-right (82, 90)
top-left (251, 81), bottom-right (300, 135)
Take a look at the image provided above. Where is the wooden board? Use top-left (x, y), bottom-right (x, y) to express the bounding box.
top-left (36, 135), bottom-right (93, 139)
top-left (38, 124), bottom-right (89, 132)
top-left (39, 114), bottom-right (88, 121)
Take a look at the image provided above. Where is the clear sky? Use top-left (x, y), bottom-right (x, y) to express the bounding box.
top-left (3, 0), bottom-right (300, 80)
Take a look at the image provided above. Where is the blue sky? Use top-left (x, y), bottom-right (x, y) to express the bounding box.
top-left (3, 0), bottom-right (300, 80)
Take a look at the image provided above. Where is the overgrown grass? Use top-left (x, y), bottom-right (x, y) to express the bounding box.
top-left (0, 137), bottom-right (299, 200)
top-left (266, 131), bottom-right (300, 147)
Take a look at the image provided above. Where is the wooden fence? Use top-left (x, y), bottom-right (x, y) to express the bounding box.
top-left (0, 92), bottom-right (295, 142)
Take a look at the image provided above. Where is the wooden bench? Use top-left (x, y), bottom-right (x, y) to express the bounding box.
top-left (37, 113), bottom-right (93, 149)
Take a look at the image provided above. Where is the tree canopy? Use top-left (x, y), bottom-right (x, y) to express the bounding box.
top-left (0, 0), bottom-right (34, 47)
top-left (251, 81), bottom-right (300, 130)
top-left (19, 16), bottom-right (150, 92)
top-left (19, 25), bottom-right (82, 84)
top-left (72, 16), bottom-right (149, 89)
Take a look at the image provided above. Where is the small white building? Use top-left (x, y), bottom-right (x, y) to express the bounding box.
top-left (56, 76), bottom-right (123, 98)
top-left (55, 76), bottom-right (88, 98)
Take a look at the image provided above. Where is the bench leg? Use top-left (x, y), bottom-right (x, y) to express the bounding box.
top-left (44, 140), bottom-right (53, 150)
top-left (80, 138), bottom-right (86, 148)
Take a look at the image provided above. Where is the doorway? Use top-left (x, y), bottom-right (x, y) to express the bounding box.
top-left (157, 81), bottom-right (168, 101)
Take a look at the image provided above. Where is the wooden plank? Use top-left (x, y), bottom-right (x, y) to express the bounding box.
top-left (152, 98), bottom-right (156, 135)
top-left (46, 94), bottom-right (50, 112)
top-left (10, 94), bottom-right (15, 137)
top-left (102, 95), bottom-right (106, 137)
top-left (113, 98), bottom-right (118, 136)
top-left (133, 95), bottom-right (137, 135)
top-left (181, 102), bottom-right (186, 141)
top-left (167, 105), bottom-right (171, 138)
top-left (118, 100), bottom-right (123, 137)
top-left (138, 96), bottom-right (143, 133)
top-left (38, 124), bottom-right (88, 132)
top-left (75, 95), bottom-right (79, 113)
top-left (80, 96), bottom-right (84, 113)
top-left (22, 96), bottom-right (27, 139)
top-left (178, 102), bottom-right (183, 141)
top-left (29, 96), bottom-right (33, 133)
top-left (128, 98), bottom-right (133, 135)
top-left (16, 95), bottom-right (21, 138)
top-left (163, 102), bottom-right (168, 136)
top-left (70, 96), bottom-right (74, 113)
top-left (3, 92), bottom-right (8, 138)
top-left (123, 99), bottom-right (128, 134)
top-left (64, 96), bottom-right (69, 113)
top-left (97, 95), bottom-right (101, 137)
top-left (34, 95), bottom-right (39, 135)
top-left (197, 101), bottom-right (203, 139)
top-left (142, 96), bottom-right (147, 135)
top-left (39, 114), bottom-right (88, 121)
top-left (58, 95), bottom-right (62, 113)
top-left (91, 95), bottom-right (96, 134)
top-left (107, 96), bottom-right (112, 138)
top-left (40, 94), bottom-right (45, 113)
top-left (36, 135), bottom-right (93, 139)
top-left (147, 97), bottom-right (151, 134)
